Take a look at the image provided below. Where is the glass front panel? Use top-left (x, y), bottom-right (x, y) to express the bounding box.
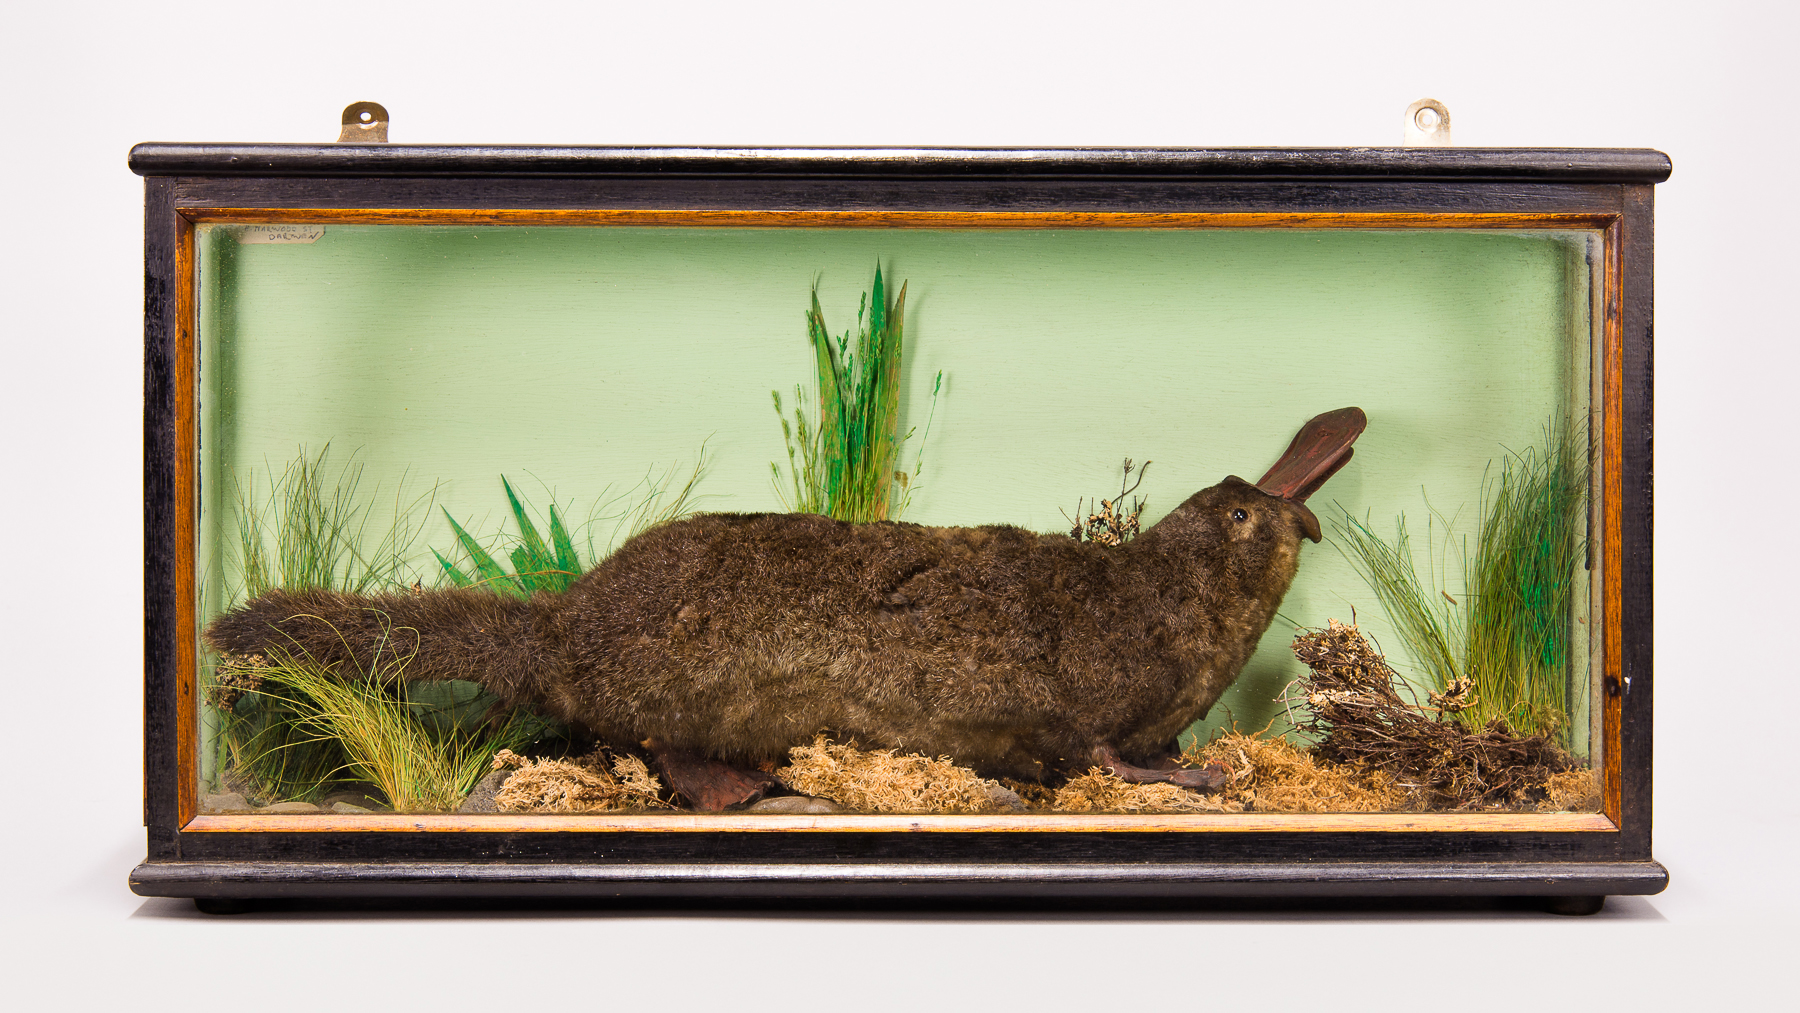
top-left (193, 222), bottom-right (1603, 817)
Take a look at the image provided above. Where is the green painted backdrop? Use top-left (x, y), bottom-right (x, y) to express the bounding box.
top-left (196, 224), bottom-right (1598, 755)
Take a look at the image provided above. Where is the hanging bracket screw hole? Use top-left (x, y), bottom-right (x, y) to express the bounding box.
top-left (1403, 98), bottom-right (1452, 146)
top-left (337, 102), bottom-right (390, 143)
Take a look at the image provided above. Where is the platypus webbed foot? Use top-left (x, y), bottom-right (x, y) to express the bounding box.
top-left (1094, 745), bottom-right (1228, 793)
top-left (647, 740), bottom-right (780, 812)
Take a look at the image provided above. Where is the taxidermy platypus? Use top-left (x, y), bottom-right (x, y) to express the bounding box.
top-left (208, 408), bottom-right (1366, 810)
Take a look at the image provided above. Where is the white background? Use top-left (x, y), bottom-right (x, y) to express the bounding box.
top-left (1, 1), bottom-right (1793, 1008)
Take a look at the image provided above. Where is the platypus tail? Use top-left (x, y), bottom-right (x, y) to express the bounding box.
top-left (203, 587), bottom-right (558, 707)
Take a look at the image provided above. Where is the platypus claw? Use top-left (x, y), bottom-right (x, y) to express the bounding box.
top-left (1167, 764), bottom-right (1230, 791)
top-left (647, 740), bottom-right (780, 811)
top-left (1094, 745), bottom-right (1228, 794)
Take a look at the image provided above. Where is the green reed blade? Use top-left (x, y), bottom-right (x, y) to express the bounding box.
top-left (1335, 512), bottom-right (1463, 693)
top-left (441, 507), bottom-right (524, 598)
top-left (548, 504), bottom-right (579, 583)
top-left (501, 477), bottom-right (555, 576)
top-left (508, 546), bottom-right (543, 594)
top-left (432, 548), bottom-right (474, 589)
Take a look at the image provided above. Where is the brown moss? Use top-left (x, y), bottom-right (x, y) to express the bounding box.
top-left (1051, 768), bottom-right (1240, 813)
top-left (774, 737), bottom-right (1005, 813)
top-left (1540, 767), bottom-right (1603, 812)
top-left (1184, 730), bottom-right (1408, 812)
top-left (490, 748), bottom-right (670, 813)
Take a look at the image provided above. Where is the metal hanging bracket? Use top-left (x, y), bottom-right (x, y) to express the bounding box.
top-left (337, 102), bottom-right (390, 143)
top-left (1403, 98), bottom-right (1451, 146)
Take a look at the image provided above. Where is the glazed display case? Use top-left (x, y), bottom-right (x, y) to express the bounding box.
top-left (129, 131), bottom-right (1669, 910)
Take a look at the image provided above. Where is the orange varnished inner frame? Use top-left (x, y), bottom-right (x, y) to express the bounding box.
top-left (174, 223), bottom-right (199, 830)
top-left (184, 811), bottom-right (1616, 833)
top-left (171, 207), bottom-right (1627, 834)
top-left (1601, 218), bottom-right (1626, 827)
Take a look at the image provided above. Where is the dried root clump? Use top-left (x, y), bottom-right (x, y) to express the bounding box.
top-left (1290, 620), bottom-right (1581, 810)
top-left (490, 748), bottom-right (671, 813)
top-left (1052, 768), bottom-right (1241, 814)
top-left (1184, 729), bottom-right (1407, 812)
top-left (775, 737), bottom-right (1005, 813)
top-left (206, 652), bottom-right (269, 713)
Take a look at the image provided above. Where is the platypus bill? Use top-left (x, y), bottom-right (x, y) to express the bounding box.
top-left (207, 408), bottom-right (1367, 811)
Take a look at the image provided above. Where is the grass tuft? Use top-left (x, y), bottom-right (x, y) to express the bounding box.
top-left (1335, 420), bottom-right (1589, 742)
top-left (222, 628), bottom-right (552, 812)
top-left (234, 444), bottom-right (435, 599)
top-left (215, 445), bottom-right (438, 801)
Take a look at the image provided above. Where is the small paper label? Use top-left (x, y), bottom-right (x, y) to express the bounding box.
top-left (236, 225), bottom-right (326, 245)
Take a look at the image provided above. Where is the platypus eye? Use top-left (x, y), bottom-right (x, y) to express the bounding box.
top-left (1232, 508), bottom-right (1248, 523)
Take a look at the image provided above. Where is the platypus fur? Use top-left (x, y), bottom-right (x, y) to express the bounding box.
top-left (206, 408), bottom-right (1366, 809)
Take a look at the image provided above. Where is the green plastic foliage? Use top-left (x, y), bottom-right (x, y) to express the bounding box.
top-left (773, 267), bottom-right (940, 522)
top-left (435, 478), bottom-right (582, 598)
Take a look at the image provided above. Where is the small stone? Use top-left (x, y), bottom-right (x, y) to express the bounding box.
top-left (457, 769), bottom-right (514, 813)
top-left (202, 792), bottom-right (249, 812)
top-left (321, 788), bottom-right (389, 811)
top-left (985, 783), bottom-right (1029, 812)
top-left (330, 802), bottom-right (373, 814)
top-left (259, 801), bottom-right (321, 814)
top-left (746, 795), bottom-right (844, 814)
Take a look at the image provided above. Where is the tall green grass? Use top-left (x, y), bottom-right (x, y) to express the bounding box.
top-left (234, 444), bottom-right (435, 599)
top-left (772, 267), bottom-right (941, 522)
top-left (1336, 421), bottom-right (1589, 742)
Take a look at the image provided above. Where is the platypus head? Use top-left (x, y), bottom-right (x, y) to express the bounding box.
top-left (1248, 406), bottom-right (1368, 543)
top-left (1143, 407), bottom-right (1367, 573)
top-left (1117, 408), bottom-right (1367, 755)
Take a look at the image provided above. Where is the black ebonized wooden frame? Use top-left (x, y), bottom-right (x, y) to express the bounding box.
top-left (130, 145), bottom-right (1670, 907)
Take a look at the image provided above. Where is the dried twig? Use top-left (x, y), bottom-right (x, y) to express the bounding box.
top-left (1064, 459), bottom-right (1152, 546)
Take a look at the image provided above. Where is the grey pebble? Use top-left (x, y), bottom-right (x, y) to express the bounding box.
top-left (330, 802), bottom-right (373, 814)
top-left (985, 783), bottom-right (1029, 812)
top-left (457, 768), bottom-right (514, 813)
top-left (260, 801), bottom-right (321, 814)
top-left (202, 792), bottom-right (249, 812)
top-left (320, 788), bottom-right (389, 811)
